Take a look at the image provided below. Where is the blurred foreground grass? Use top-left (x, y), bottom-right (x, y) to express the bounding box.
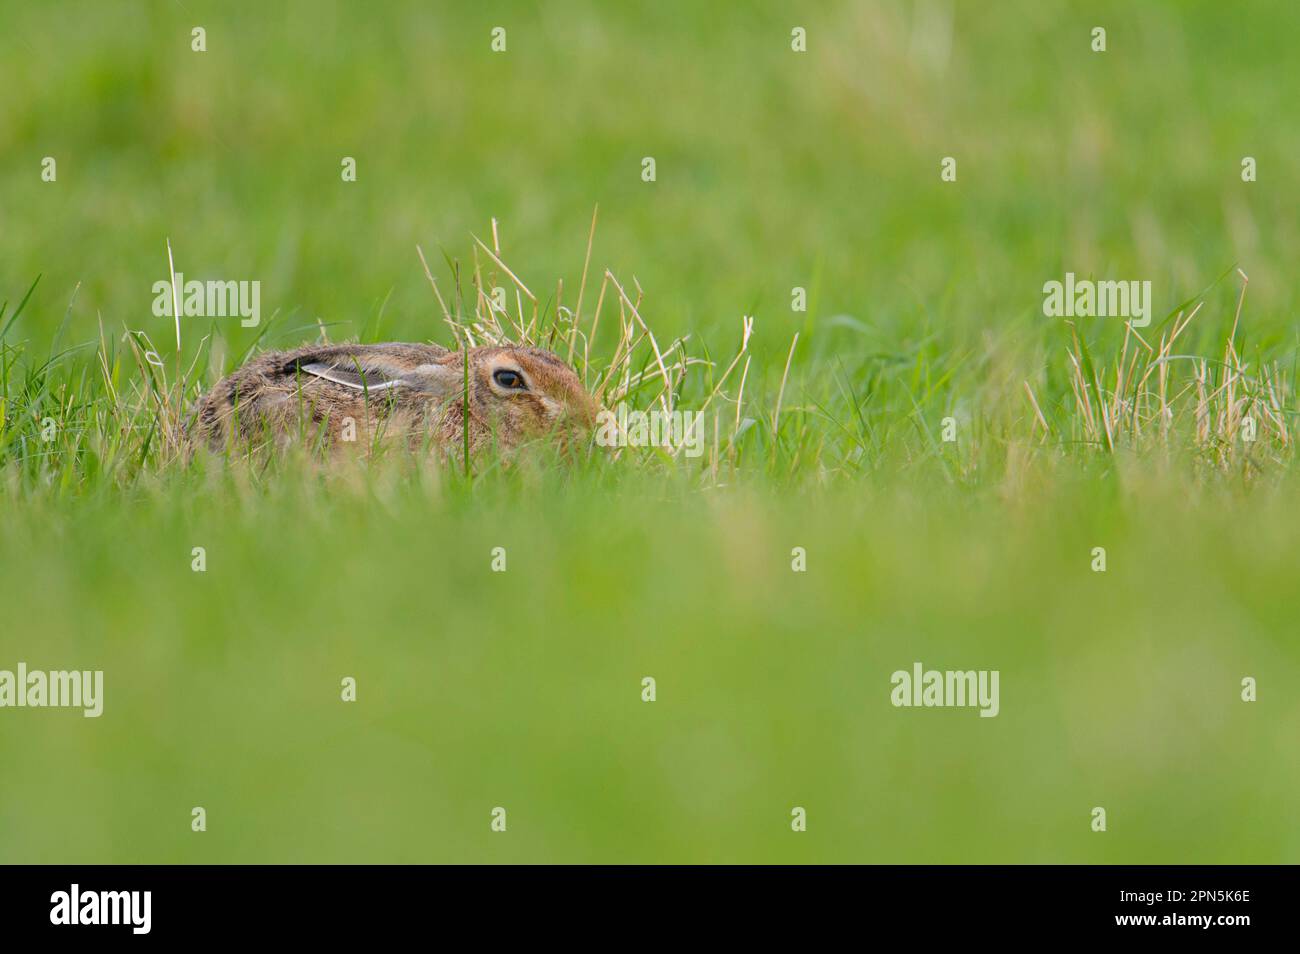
top-left (1, 469), bottom-right (1298, 863)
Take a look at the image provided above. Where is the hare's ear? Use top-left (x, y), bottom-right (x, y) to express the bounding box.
top-left (298, 361), bottom-right (404, 392)
top-left (297, 355), bottom-right (465, 397)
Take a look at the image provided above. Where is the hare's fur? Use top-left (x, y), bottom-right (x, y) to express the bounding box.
top-left (191, 342), bottom-right (598, 456)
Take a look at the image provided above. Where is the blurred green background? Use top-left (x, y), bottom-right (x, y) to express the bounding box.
top-left (3, 0), bottom-right (1299, 362)
top-left (1, 0), bottom-right (1298, 862)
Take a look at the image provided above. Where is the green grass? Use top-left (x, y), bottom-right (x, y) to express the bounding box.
top-left (1, 0), bottom-right (1298, 863)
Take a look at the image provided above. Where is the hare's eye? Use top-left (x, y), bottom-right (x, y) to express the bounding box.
top-left (493, 369), bottom-right (526, 390)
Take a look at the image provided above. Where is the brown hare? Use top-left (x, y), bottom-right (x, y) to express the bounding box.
top-left (191, 341), bottom-right (599, 457)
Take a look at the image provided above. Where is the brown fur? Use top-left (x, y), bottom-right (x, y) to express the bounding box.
top-left (189, 341), bottom-right (598, 458)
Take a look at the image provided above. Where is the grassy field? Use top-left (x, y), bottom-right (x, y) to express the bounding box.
top-left (1, 0), bottom-right (1298, 863)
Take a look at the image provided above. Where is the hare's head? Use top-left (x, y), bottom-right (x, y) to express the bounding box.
top-left (463, 345), bottom-right (599, 446)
